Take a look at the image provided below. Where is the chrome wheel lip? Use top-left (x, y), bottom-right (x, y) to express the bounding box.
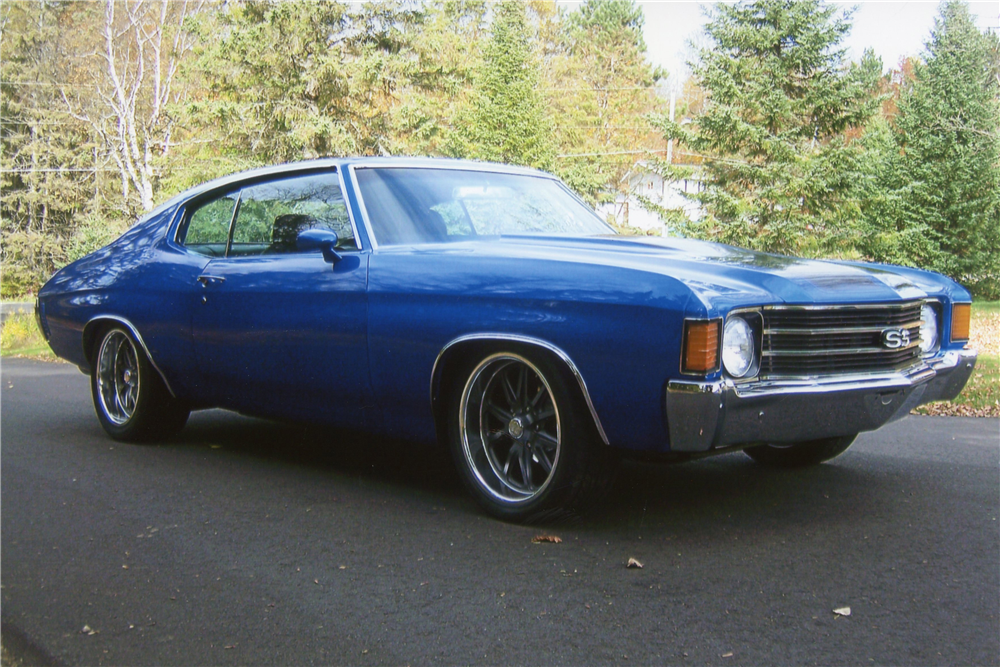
top-left (459, 352), bottom-right (561, 506)
top-left (96, 330), bottom-right (140, 426)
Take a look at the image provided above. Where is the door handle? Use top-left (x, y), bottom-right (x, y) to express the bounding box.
top-left (196, 275), bottom-right (226, 287)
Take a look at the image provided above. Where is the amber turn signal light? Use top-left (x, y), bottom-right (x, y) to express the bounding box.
top-left (951, 303), bottom-right (971, 342)
top-left (682, 319), bottom-right (721, 374)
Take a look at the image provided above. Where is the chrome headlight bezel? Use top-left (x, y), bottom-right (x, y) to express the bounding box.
top-left (722, 315), bottom-right (756, 378)
top-left (919, 301), bottom-right (940, 355)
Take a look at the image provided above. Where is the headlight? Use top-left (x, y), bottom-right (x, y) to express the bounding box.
top-left (722, 316), bottom-right (755, 378)
top-left (919, 303), bottom-right (938, 354)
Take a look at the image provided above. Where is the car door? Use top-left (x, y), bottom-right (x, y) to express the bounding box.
top-left (189, 171), bottom-right (372, 426)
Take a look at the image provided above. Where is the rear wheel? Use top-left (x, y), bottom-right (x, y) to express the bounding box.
top-left (448, 350), bottom-right (616, 523)
top-left (91, 326), bottom-right (189, 442)
top-left (743, 434), bottom-right (857, 468)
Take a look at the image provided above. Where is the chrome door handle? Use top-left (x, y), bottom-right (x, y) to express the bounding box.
top-left (196, 275), bottom-right (226, 287)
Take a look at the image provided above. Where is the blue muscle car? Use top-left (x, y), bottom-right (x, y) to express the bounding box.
top-left (36, 158), bottom-right (978, 521)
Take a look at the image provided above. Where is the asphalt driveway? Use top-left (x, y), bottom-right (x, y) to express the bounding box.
top-left (2, 358), bottom-right (998, 665)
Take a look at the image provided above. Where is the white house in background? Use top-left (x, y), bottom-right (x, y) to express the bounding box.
top-left (596, 161), bottom-right (705, 233)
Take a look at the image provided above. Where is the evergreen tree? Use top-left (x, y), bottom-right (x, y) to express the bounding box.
top-left (183, 0), bottom-right (420, 181)
top-left (660, 0), bottom-right (881, 255)
top-left (551, 0), bottom-right (664, 203)
top-left (851, 116), bottom-right (937, 267)
top-left (896, 1), bottom-right (1000, 297)
top-left (459, 1), bottom-right (553, 169)
top-left (186, 1), bottom-right (355, 167)
top-left (392, 1), bottom-right (488, 157)
top-left (0, 2), bottom-right (103, 296)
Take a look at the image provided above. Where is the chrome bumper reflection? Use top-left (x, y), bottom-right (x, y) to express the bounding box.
top-left (665, 349), bottom-right (978, 453)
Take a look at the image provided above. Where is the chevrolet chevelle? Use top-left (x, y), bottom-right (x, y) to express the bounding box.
top-left (37, 158), bottom-right (978, 521)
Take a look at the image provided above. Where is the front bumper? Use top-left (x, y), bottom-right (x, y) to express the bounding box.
top-left (665, 349), bottom-right (978, 452)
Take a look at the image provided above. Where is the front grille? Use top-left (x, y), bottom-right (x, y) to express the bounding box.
top-left (761, 302), bottom-right (924, 378)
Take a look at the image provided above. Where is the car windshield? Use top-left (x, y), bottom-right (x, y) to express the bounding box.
top-left (354, 167), bottom-right (614, 246)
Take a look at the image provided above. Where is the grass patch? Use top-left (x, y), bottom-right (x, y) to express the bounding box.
top-left (913, 354), bottom-right (999, 418)
top-left (1, 312), bottom-right (55, 360)
top-left (973, 301), bottom-right (1000, 313)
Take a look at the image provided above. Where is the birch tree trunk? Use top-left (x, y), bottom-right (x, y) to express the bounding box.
top-left (90, 0), bottom-right (197, 213)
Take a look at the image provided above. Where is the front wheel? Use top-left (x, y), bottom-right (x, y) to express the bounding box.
top-left (448, 350), bottom-right (616, 523)
top-left (91, 327), bottom-right (189, 442)
top-left (743, 434), bottom-right (858, 468)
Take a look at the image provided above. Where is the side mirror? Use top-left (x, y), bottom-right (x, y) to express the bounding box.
top-left (296, 228), bottom-right (342, 264)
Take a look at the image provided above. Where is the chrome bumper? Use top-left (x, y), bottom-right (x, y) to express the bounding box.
top-left (665, 349), bottom-right (978, 452)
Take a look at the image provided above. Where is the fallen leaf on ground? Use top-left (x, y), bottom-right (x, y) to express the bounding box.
top-left (833, 606), bottom-right (851, 616)
top-left (626, 557), bottom-right (643, 569)
top-left (532, 535), bottom-right (562, 543)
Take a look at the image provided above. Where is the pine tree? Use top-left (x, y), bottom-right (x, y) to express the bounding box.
top-left (392, 1), bottom-right (489, 157)
top-left (896, 1), bottom-right (1000, 297)
top-left (551, 0), bottom-right (664, 203)
top-left (660, 0), bottom-right (881, 255)
top-left (851, 117), bottom-right (937, 267)
top-left (183, 0), bottom-right (421, 180)
top-left (460, 1), bottom-right (553, 169)
top-left (0, 2), bottom-right (101, 295)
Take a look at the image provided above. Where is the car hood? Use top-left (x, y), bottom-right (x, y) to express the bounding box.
top-left (416, 234), bottom-right (962, 312)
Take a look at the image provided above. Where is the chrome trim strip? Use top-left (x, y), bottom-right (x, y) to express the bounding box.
top-left (223, 189), bottom-right (244, 257)
top-left (764, 320), bottom-right (923, 336)
top-left (747, 367), bottom-right (921, 382)
top-left (920, 298), bottom-right (943, 356)
top-left (763, 301), bottom-right (924, 311)
top-left (170, 166), bottom-right (365, 252)
top-left (729, 363), bottom-right (936, 398)
top-left (350, 160), bottom-right (560, 178)
top-left (335, 167), bottom-right (366, 251)
top-left (929, 349), bottom-right (973, 372)
top-left (347, 165), bottom-right (380, 251)
top-left (83, 315), bottom-right (176, 397)
top-left (165, 204), bottom-right (185, 245)
top-left (430, 333), bottom-right (610, 445)
top-left (723, 307), bottom-right (763, 381)
top-left (762, 341), bottom-right (922, 356)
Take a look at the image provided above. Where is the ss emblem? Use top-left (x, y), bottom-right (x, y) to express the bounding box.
top-left (881, 328), bottom-right (911, 349)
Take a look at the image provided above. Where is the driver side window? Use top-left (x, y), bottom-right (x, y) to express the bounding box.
top-left (229, 173), bottom-right (355, 257)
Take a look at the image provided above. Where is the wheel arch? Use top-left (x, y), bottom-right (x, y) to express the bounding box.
top-left (82, 315), bottom-right (177, 398)
top-left (429, 333), bottom-right (609, 447)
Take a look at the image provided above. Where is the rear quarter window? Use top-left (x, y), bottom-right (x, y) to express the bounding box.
top-left (181, 194), bottom-right (237, 257)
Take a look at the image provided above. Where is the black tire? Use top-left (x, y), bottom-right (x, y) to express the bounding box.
top-left (447, 348), bottom-right (617, 523)
top-left (743, 434), bottom-right (858, 468)
top-left (90, 326), bottom-right (189, 442)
